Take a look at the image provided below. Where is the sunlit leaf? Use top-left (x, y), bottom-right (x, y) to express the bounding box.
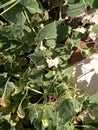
top-left (20, 0), bottom-right (42, 14)
top-left (36, 22), bottom-right (57, 43)
top-left (92, 24), bottom-right (98, 33)
top-left (87, 93), bottom-right (98, 105)
top-left (36, 21), bottom-right (70, 44)
top-left (67, 0), bottom-right (86, 17)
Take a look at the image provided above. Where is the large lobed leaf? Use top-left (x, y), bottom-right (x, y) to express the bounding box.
top-left (67, 0), bottom-right (86, 17)
top-left (3, 4), bottom-right (26, 25)
top-left (0, 25), bottom-right (31, 42)
top-left (1, 0), bottom-right (43, 25)
top-left (36, 21), bottom-right (71, 45)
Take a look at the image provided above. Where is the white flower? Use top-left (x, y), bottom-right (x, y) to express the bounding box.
top-left (46, 57), bottom-right (59, 68)
top-left (74, 27), bottom-right (86, 34)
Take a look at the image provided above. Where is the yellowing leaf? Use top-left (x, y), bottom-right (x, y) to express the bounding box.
top-left (0, 97), bottom-right (10, 107)
top-left (17, 106), bottom-right (25, 119)
top-left (42, 118), bottom-right (48, 127)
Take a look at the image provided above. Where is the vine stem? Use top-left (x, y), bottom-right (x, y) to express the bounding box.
top-left (0, 0), bottom-right (21, 16)
top-left (74, 124), bottom-right (96, 130)
top-left (23, 9), bottom-right (36, 34)
top-left (59, 0), bottom-right (63, 20)
top-left (0, 0), bottom-right (16, 9)
top-left (1, 78), bottom-right (10, 100)
top-left (27, 86), bottom-right (43, 94)
top-left (18, 87), bottom-right (28, 108)
top-left (82, 0), bottom-right (87, 7)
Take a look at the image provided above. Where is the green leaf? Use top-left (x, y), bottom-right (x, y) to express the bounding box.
top-left (67, 0), bottom-right (86, 17)
top-left (33, 104), bottom-right (58, 129)
top-left (87, 93), bottom-right (98, 105)
top-left (82, 47), bottom-right (91, 57)
top-left (0, 34), bottom-right (17, 52)
top-left (59, 66), bottom-right (74, 81)
top-left (0, 72), bottom-right (7, 78)
top-left (20, 0), bottom-right (42, 14)
top-left (56, 96), bottom-right (75, 125)
top-left (0, 0), bottom-right (97, 129)
top-left (64, 122), bottom-right (75, 130)
top-left (29, 50), bottom-right (52, 66)
top-left (36, 22), bottom-right (57, 43)
top-left (72, 99), bottom-right (82, 113)
top-left (56, 22), bottom-right (71, 42)
top-left (87, 0), bottom-right (98, 8)
top-left (0, 118), bottom-right (11, 130)
top-left (74, 39), bottom-right (80, 48)
top-left (42, 105), bottom-right (57, 129)
top-left (27, 104), bottom-right (43, 124)
top-left (45, 39), bottom-right (56, 48)
top-left (36, 21), bottom-right (70, 44)
top-left (0, 33), bottom-right (32, 57)
top-left (91, 24), bottom-right (98, 33)
top-left (28, 106), bottom-right (36, 124)
top-left (0, 0), bottom-right (14, 5)
top-left (86, 0), bottom-right (93, 5)
top-left (29, 50), bottom-right (46, 66)
top-left (20, 67), bottom-right (44, 86)
top-left (2, 3), bottom-right (26, 25)
top-left (45, 71), bottom-right (55, 79)
top-left (0, 25), bottom-right (31, 42)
